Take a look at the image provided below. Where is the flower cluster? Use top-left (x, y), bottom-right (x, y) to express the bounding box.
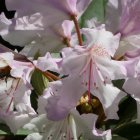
top-left (0, 0), bottom-right (140, 139)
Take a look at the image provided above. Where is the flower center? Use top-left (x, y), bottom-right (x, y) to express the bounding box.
top-left (89, 45), bottom-right (109, 57)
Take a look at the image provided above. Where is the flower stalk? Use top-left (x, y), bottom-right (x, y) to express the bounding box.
top-left (71, 15), bottom-right (83, 46)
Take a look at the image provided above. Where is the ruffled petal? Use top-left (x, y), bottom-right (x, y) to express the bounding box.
top-left (46, 75), bottom-right (85, 121)
top-left (25, 133), bottom-right (43, 140)
top-left (34, 52), bottom-right (61, 73)
top-left (82, 28), bottom-right (121, 57)
top-left (91, 84), bottom-right (126, 119)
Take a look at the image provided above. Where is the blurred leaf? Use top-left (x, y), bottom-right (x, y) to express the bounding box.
top-left (0, 123), bottom-right (11, 135)
top-left (112, 135), bottom-right (127, 140)
top-left (30, 90), bottom-right (38, 111)
top-left (31, 69), bottom-right (49, 96)
top-left (80, 0), bottom-right (108, 28)
top-left (113, 121), bottom-right (140, 140)
top-left (51, 53), bottom-right (60, 58)
top-left (112, 79), bottom-right (125, 90)
top-left (16, 128), bottom-right (31, 135)
top-left (0, 123), bottom-right (31, 135)
top-left (117, 96), bottom-right (137, 125)
top-left (0, 135), bottom-right (26, 140)
top-left (33, 50), bottom-right (41, 60)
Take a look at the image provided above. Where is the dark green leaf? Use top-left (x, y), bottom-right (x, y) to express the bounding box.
top-left (113, 122), bottom-right (140, 140)
top-left (0, 123), bottom-right (11, 135)
top-left (112, 79), bottom-right (125, 90)
top-left (117, 96), bottom-right (137, 125)
top-left (112, 135), bottom-right (127, 140)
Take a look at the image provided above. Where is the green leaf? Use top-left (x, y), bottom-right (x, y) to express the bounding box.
top-left (30, 90), bottom-right (38, 111)
top-left (0, 123), bottom-right (11, 135)
top-left (51, 53), bottom-right (60, 58)
top-left (33, 50), bottom-right (41, 60)
top-left (117, 96), bottom-right (137, 125)
top-left (16, 128), bottom-right (31, 135)
top-left (80, 0), bottom-right (108, 28)
top-left (31, 69), bottom-right (49, 96)
top-left (113, 121), bottom-right (140, 140)
top-left (0, 123), bottom-right (31, 135)
top-left (112, 135), bottom-right (127, 140)
top-left (112, 79), bottom-right (125, 90)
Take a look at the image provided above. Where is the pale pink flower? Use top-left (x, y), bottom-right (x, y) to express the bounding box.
top-left (0, 52), bottom-right (36, 133)
top-left (46, 27), bottom-right (127, 121)
top-left (2, 0), bottom-right (91, 56)
top-left (105, 0), bottom-right (140, 58)
top-left (23, 81), bottom-right (112, 140)
top-left (33, 52), bottom-right (62, 73)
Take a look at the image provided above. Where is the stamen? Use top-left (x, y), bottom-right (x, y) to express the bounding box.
top-left (79, 56), bottom-right (91, 76)
top-left (6, 79), bottom-right (20, 113)
top-left (88, 60), bottom-right (92, 103)
top-left (90, 45), bottom-right (109, 57)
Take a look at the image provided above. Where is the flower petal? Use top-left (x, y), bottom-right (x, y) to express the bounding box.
top-left (46, 75), bottom-right (85, 121)
top-left (82, 28), bottom-right (121, 57)
top-left (91, 84), bottom-right (126, 119)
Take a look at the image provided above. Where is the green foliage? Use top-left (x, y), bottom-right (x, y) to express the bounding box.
top-left (113, 122), bottom-right (140, 140)
top-left (117, 96), bottom-right (137, 125)
top-left (0, 123), bottom-right (11, 135)
top-left (80, 0), bottom-right (108, 28)
top-left (0, 124), bottom-right (30, 135)
top-left (112, 79), bottom-right (125, 90)
top-left (112, 135), bottom-right (127, 140)
top-left (31, 69), bottom-right (49, 96)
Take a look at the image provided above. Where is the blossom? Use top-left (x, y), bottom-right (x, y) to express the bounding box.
top-left (1, 15), bottom-right (74, 57)
top-left (62, 27), bottom-right (126, 81)
top-left (0, 52), bottom-right (36, 133)
top-left (46, 76), bottom-right (126, 121)
top-left (105, 0), bottom-right (140, 58)
top-left (24, 111), bottom-right (111, 140)
top-left (0, 43), bottom-right (31, 62)
top-left (1, 0), bottom-right (140, 138)
top-left (122, 50), bottom-right (140, 123)
top-left (1, 0), bottom-right (91, 56)
top-left (123, 78), bottom-right (140, 123)
top-left (33, 52), bottom-right (62, 73)
top-left (24, 87), bottom-right (111, 140)
top-left (0, 78), bottom-right (36, 133)
top-left (46, 27), bottom-right (127, 121)
top-left (9, 59), bottom-right (34, 89)
top-left (5, 0), bottom-right (91, 18)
